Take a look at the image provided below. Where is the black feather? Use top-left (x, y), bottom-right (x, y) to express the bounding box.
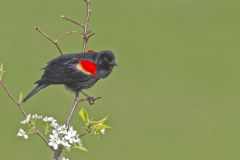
top-left (23, 84), bottom-right (48, 102)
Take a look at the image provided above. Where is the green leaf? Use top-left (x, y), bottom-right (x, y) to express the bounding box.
top-left (90, 123), bottom-right (111, 135)
top-left (96, 116), bottom-right (108, 123)
top-left (0, 63), bottom-right (4, 80)
top-left (73, 145), bottom-right (88, 152)
top-left (88, 116), bottom-right (108, 125)
top-left (79, 108), bottom-right (89, 123)
top-left (94, 123), bottom-right (111, 130)
top-left (18, 92), bottom-right (23, 104)
top-left (44, 123), bottom-right (51, 135)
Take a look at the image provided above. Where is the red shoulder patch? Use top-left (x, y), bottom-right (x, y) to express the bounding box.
top-left (87, 50), bottom-right (95, 53)
top-left (78, 60), bottom-right (97, 76)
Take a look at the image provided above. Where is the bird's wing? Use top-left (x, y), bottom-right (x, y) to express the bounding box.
top-left (36, 63), bottom-right (73, 84)
top-left (35, 55), bottom-right (77, 84)
top-left (36, 55), bottom-right (95, 84)
top-left (63, 58), bottom-right (95, 82)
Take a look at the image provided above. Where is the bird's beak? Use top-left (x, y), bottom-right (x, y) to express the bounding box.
top-left (110, 61), bottom-right (118, 67)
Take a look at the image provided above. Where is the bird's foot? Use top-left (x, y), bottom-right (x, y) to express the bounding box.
top-left (87, 96), bottom-right (95, 105)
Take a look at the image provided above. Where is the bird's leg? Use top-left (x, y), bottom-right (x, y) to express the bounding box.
top-left (81, 91), bottom-right (95, 105)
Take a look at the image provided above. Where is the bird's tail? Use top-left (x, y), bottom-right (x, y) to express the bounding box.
top-left (23, 84), bottom-right (48, 102)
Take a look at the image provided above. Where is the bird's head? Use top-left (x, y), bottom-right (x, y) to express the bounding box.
top-left (95, 50), bottom-right (117, 78)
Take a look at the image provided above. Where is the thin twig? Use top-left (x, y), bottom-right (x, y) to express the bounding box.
top-left (79, 130), bottom-right (91, 137)
top-left (66, 96), bottom-right (102, 127)
top-left (0, 80), bottom-right (52, 151)
top-left (59, 31), bottom-right (83, 38)
top-left (0, 80), bottom-right (27, 116)
top-left (61, 15), bottom-right (85, 29)
top-left (66, 93), bottom-right (80, 128)
top-left (82, 0), bottom-right (92, 52)
top-left (35, 26), bottom-right (63, 55)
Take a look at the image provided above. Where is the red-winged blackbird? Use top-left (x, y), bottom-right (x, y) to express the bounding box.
top-left (23, 50), bottom-right (117, 102)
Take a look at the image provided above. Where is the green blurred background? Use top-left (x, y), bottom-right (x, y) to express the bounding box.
top-left (1, 0), bottom-right (240, 159)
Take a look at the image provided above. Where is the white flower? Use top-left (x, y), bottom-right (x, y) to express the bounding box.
top-left (64, 127), bottom-right (78, 144)
top-left (17, 129), bottom-right (28, 139)
top-left (45, 122), bottom-right (81, 149)
top-left (43, 116), bottom-right (49, 122)
top-left (57, 124), bottom-right (68, 134)
top-left (61, 140), bottom-right (71, 147)
top-left (20, 114), bottom-right (43, 124)
top-left (62, 157), bottom-right (69, 160)
top-left (49, 130), bottom-right (62, 150)
top-left (31, 114), bottom-right (42, 119)
top-left (43, 116), bottom-right (59, 129)
top-left (43, 116), bottom-right (56, 122)
top-left (100, 129), bottom-right (106, 134)
top-left (51, 121), bottom-right (59, 129)
top-left (20, 114), bottom-right (31, 124)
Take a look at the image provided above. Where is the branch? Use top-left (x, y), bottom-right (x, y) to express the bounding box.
top-left (0, 80), bottom-right (52, 151)
top-left (53, 93), bottom-right (79, 160)
top-left (82, 0), bottom-right (92, 52)
top-left (61, 15), bottom-right (85, 29)
top-left (66, 93), bottom-right (80, 128)
top-left (53, 1), bottom-right (95, 159)
top-left (66, 96), bottom-right (101, 127)
top-left (59, 31), bottom-right (83, 38)
top-left (53, 95), bottom-right (101, 160)
top-left (35, 26), bottom-right (63, 55)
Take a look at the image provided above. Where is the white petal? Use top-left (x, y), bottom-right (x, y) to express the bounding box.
top-left (53, 143), bottom-right (58, 150)
top-left (24, 135), bottom-right (29, 139)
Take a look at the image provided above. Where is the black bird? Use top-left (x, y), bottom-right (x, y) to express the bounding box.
top-left (23, 50), bottom-right (117, 103)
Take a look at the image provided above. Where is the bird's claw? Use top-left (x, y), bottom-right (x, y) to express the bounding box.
top-left (87, 96), bottom-right (95, 105)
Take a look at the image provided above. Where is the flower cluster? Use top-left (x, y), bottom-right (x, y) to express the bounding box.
top-left (20, 114), bottom-right (43, 124)
top-left (43, 116), bottom-right (58, 128)
top-left (17, 114), bottom-right (82, 150)
top-left (17, 129), bottom-right (28, 139)
top-left (49, 125), bottom-right (81, 150)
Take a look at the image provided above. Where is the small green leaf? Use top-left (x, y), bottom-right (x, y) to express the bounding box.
top-left (0, 63), bottom-right (4, 80)
top-left (73, 145), bottom-right (88, 152)
top-left (66, 146), bottom-right (71, 152)
top-left (29, 119), bottom-right (36, 128)
top-left (91, 116), bottom-right (108, 124)
top-left (94, 123), bottom-right (111, 130)
top-left (18, 92), bottom-right (23, 104)
top-left (44, 123), bottom-right (51, 135)
top-left (79, 108), bottom-right (89, 123)
top-left (88, 116), bottom-right (108, 126)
